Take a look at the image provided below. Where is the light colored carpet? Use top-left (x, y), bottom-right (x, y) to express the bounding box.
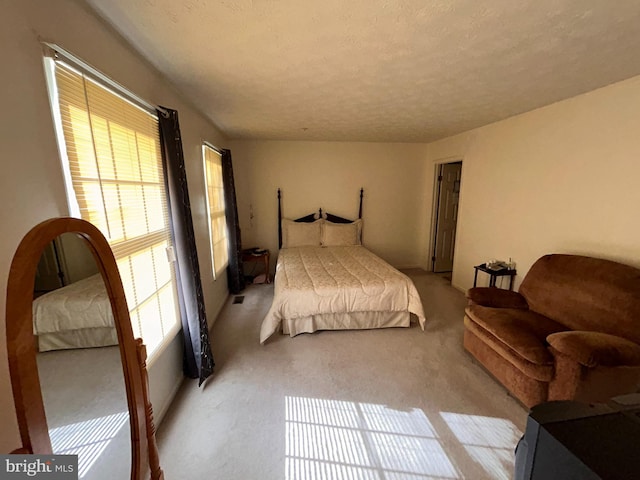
top-left (157, 269), bottom-right (527, 480)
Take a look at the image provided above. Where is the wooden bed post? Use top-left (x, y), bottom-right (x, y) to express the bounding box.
top-left (359, 188), bottom-right (364, 219)
top-left (278, 188), bottom-right (282, 249)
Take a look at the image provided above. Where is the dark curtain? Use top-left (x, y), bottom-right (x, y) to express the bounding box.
top-left (221, 149), bottom-right (245, 294)
top-left (157, 107), bottom-right (214, 386)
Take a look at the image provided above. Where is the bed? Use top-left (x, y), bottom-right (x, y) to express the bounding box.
top-left (260, 189), bottom-right (426, 343)
top-left (33, 273), bottom-right (118, 352)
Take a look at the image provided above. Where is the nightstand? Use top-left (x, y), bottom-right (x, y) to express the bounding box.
top-left (242, 249), bottom-right (270, 283)
top-left (473, 263), bottom-right (517, 290)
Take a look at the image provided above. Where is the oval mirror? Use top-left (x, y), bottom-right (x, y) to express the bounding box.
top-left (5, 218), bottom-right (164, 480)
top-left (34, 232), bottom-right (130, 479)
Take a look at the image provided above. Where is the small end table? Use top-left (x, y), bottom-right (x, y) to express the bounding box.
top-left (242, 249), bottom-right (270, 283)
top-left (473, 263), bottom-right (517, 290)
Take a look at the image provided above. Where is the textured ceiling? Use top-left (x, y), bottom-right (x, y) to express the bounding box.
top-left (84, 0), bottom-right (640, 142)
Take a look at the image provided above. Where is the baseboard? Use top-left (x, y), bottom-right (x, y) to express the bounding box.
top-left (395, 264), bottom-right (422, 270)
top-left (155, 374), bottom-right (185, 426)
top-left (208, 292), bottom-right (230, 332)
top-left (154, 292), bottom-right (229, 427)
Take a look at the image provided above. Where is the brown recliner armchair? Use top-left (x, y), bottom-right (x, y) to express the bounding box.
top-left (463, 254), bottom-right (640, 408)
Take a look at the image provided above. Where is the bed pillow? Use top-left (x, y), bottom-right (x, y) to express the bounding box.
top-left (281, 219), bottom-right (323, 248)
top-left (321, 219), bottom-right (362, 246)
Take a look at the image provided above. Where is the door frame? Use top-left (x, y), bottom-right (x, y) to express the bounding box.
top-left (428, 158), bottom-right (463, 272)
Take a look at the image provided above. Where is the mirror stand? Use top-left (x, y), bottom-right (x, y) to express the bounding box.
top-left (5, 217), bottom-right (164, 480)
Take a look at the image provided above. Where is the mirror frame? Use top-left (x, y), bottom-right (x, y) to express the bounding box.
top-left (6, 217), bottom-right (163, 480)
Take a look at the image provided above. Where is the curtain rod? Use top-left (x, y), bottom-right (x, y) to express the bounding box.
top-left (42, 42), bottom-right (167, 117)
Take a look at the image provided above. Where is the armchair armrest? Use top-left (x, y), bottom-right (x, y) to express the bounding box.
top-left (547, 331), bottom-right (640, 368)
top-left (466, 287), bottom-right (529, 309)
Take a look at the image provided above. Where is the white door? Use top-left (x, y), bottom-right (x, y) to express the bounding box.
top-left (432, 162), bottom-right (462, 273)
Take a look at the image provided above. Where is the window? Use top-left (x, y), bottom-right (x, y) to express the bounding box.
top-left (202, 144), bottom-right (229, 278)
top-left (45, 52), bottom-right (180, 358)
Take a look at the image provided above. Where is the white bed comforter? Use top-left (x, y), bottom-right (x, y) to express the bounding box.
top-left (33, 274), bottom-right (114, 335)
top-left (260, 246), bottom-right (426, 343)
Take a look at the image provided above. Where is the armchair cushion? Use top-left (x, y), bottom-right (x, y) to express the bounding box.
top-left (547, 331), bottom-right (640, 368)
top-left (466, 287), bottom-right (529, 310)
top-left (465, 305), bottom-right (565, 365)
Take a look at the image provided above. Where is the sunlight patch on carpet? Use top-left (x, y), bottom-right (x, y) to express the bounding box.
top-left (440, 412), bottom-right (522, 480)
top-left (49, 411), bottom-right (129, 478)
top-left (285, 396), bottom-right (458, 479)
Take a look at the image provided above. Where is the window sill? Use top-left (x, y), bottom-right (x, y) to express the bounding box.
top-left (146, 322), bottom-right (182, 369)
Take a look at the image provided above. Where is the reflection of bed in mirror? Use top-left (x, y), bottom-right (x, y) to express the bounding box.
top-left (33, 274), bottom-right (117, 351)
top-left (33, 233), bottom-right (117, 352)
top-left (33, 233), bottom-right (129, 479)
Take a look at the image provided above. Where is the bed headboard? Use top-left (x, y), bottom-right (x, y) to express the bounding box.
top-left (278, 188), bottom-right (364, 249)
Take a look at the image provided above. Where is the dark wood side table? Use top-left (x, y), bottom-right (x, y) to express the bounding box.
top-left (242, 249), bottom-right (270, 283)
top-left (473, 263), bottom-right (517, 290)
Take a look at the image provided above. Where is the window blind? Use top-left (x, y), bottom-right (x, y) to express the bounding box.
top-left (203, 145), bottom-right (229, 278)
top-left (52, 62), bottom-right (180, 356)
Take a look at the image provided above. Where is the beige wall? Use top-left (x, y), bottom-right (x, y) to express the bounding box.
top-left (0, 1), bottom-right (228, 451)
top-left (5, 0), bottom-right (639, 457)
top-left (230, 141), bottom-right (432, 269)
top-left (428, 75), bottom-right (640, 292)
